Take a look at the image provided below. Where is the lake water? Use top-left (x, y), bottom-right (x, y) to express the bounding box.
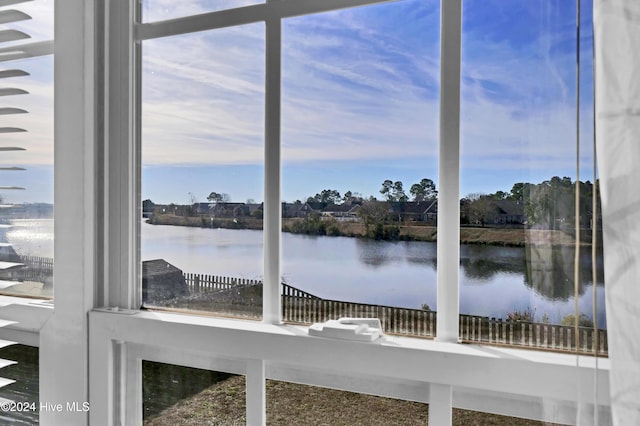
top-left (141, 222), bottom-right (607, 328)
top-left (1, 219), bottom-right (606, 328)
top-left (4, 219), bottom-right (54, 259)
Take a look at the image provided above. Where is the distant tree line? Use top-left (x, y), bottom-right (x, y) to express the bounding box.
top-left (462, 177), bottom-right (601, 229)
top-left (144, 175), bottom-right (601, 235)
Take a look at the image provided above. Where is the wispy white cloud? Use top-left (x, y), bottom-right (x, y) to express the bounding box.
top-left (140, 0), bottom-right (594, 183)
top-left (459, 0), bottom-right (593, 175)
top-left (141, 23), bottom-right (265, 165)
top-left (143, 0), bottom-right (264, 23)
top-left (280, 2), bottom-right (440, 163)
top-left (0, 0), bottom-right (596, 203)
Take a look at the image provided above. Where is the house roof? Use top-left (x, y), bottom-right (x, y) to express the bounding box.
top-left (142, 259), bottom-right (183, 277)
top-left (246, 203), bottom-right (263, 213)
top-left (494, 200), bottom-right (524, 216)
top-left (322, 203), bottom-right (359, 213)
top-left (193, 202), bottom-right (212, 209)
top-left (303, 202), bottom-right (326, 211)
top-left (388, 200), bottom-right (437, 214)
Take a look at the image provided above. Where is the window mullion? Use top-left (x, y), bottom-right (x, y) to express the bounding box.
top-left (105, 0), bottom-right (140, 309)
top-left (436, 0), bottom-right (462, 344)
top-left (41, 0), bottom-right (97, 424)
top-left (246, 359), bottom-right (267, 425)
top-left (429, 383), bottom-right (453, 425)
top-left (263, 14), bottom-right (282, 325)
top-left (434, 0), bottom-right (462, 422)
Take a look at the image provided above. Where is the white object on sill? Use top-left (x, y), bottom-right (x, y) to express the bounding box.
top-left (308, 318), bottom-right (382, 342)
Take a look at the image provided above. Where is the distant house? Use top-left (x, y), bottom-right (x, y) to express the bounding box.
top-left (0, 242), bottom-right (20, 263)
top-left (492, 200), bottom-right (525, 225)
top-left (152, 204), bottom-right (181, 215)
top-left (388, 200), bottom-right (438, 223)
top-left (281, 202), bottom-right (302, 218)
top-left (295, 202), bottom-right (324, 218)
top-left (424, 200), bottom-right (438, 224)
top-left (246, 203), bottom-right (263, 217)
top-left (320, 203), bottom-right (361, 222)
top-left (210, 202), bottom-right (250, 218)
top-left (192, 202), bottom-right (213, 215)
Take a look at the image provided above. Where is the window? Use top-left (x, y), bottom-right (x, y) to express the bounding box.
top-left (137, 0), bottom-right (443, 329)
top-left (140, 23), bottom-right (266, 319)
top-left (280, 0), bottom-right (439, 336)
top-left (31, 0), bottom-right (613, 424)
top-left (142, 361), bottom-right (242, 424)
top-left (0, 0), bottom-right (54, 299)
top-left (459, 0), bottom-right (606, 355)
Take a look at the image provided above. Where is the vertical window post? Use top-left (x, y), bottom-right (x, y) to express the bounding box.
top-left (105, 0), bottom-right (141, 310)
top-left (246, 359), bottom-right (266, 425)
top-left (263, 13), bottom-right (282, 325)
top-left (433, 0), bottom-right (461, 419)
top-left (42, 0), bottom-right (97, 424)
top-left (429, 383), bottom-right (453, 425)
top-left (436, 0), bottom-right (462, 344)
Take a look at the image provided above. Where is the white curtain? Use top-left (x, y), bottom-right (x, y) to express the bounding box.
top-left (593, 1), bottom-right (640, 424)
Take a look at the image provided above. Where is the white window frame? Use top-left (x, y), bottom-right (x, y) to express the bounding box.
top-left (0, 0), bottom-right (606, 425)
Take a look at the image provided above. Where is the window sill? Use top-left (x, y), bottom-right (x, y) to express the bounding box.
top-left (90, 308), bottom-right (610, 404)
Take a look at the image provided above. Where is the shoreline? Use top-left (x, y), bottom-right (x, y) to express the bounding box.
top-left (146, 214), bottom-right (592, 247)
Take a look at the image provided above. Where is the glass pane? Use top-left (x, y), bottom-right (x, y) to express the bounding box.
top-left (281, 0), bottom-right (439, 337)
top-left (452, 409), bottom-right (561, 425)
top-left (266, 380), bottom-right (556, 425)
top-left (460, 0), bottom-right (605, 354)
top-left (143, 361), bottom-right (243, 425)
top-left (0, 1), bottom-right (54, 299)
top-left (142, 0), bottom-right (264, 24)
top-left (267, 380), bottom-right (428, 425)
top-left (0, 344), bottom-right (39, 424)
top-left (141, 24), bottom-right (265, 319)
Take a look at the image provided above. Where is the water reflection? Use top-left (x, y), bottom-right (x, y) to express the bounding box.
top-left (523, 245), bottom-right (605, 300)
top-left (356, 240), bottom-right (605, 302)
top-left (460, 257), bottom-right (524, 281)
top-left (355, 239), bottom-right (437, 268)
top-left (142, 223), bottom-right (606, 327)
top-left (460, 245), bottom-right (526, 281)
top-left (5, 220), bottom-right (54, 257)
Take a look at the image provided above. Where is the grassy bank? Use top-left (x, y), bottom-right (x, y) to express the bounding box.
top-left (147, 214), bottom-right (578, 247)
top-left (147, 214), bottom-right (264, 230)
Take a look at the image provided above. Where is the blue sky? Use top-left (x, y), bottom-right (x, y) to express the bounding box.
top-left (2, 0), bottom-right (596, 205)
top-left (141, 0), bottom-right (596, 205)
